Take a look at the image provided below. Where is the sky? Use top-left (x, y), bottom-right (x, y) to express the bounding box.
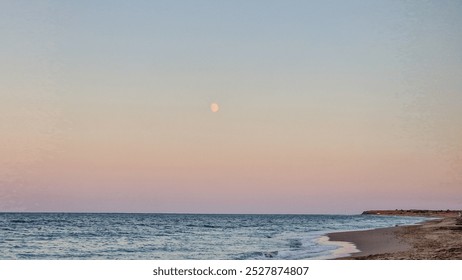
top-left (1, 0), bottom-right (462, 214)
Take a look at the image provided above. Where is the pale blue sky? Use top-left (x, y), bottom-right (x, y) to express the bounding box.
top-left (1, 0), bottom-right (462, 213)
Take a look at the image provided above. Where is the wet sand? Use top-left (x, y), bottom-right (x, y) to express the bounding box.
top-left (327, 215), bottom-right (462, 259)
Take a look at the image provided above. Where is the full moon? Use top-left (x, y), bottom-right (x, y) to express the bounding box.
top-left (210, 103), bottom-right (220, 113)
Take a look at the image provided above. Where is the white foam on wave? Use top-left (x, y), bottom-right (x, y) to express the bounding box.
top-left (315, 235), bottom-right (360, 259)
top-left (270, 231), bottom-right (349, 260)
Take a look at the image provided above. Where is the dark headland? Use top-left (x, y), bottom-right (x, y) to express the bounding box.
top-left (361, 209), bottom-right (461, 218)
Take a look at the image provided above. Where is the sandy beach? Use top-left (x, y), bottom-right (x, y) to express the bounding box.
top-left (328, 211), bottom-right (462, 260)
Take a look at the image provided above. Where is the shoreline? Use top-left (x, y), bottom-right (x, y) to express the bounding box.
top-left (326, 212), bottom-right (462, 259)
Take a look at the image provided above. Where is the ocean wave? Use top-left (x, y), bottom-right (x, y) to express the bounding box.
top-left (0, 213), bottom-right (428, 259)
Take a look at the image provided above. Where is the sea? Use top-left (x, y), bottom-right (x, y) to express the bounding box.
top-left (0, 213), bottom-right (427, 260)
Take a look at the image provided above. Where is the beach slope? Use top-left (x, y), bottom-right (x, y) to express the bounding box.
top-left (328, 211), bottom-right (462, 259)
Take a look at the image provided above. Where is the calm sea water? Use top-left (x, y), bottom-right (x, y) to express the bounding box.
top-left (0, 213), bottom-right (426, 260)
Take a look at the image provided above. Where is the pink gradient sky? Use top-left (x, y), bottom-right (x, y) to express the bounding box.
top-left (1, 1), bottom-right (461, 213)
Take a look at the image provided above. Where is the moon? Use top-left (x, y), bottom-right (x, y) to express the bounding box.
top-left (210, 103), bottom-right (219, 113)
